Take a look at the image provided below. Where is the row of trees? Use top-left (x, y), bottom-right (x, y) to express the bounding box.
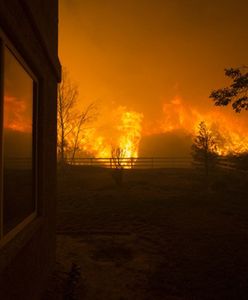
top-left (57, 66), bottom-right (247, 172)
top-left (192, 66), bottom-right (248, 175)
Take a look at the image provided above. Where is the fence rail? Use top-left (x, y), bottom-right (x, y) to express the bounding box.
top-left (65, 156), bottom-right (246, 171)
top-left (3, 156), bottom-right (246, 171)
top-left (66, 157), bottom-right (195, 169)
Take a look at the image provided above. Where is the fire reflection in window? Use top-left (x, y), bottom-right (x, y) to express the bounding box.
top-left (3, 47), bottom-right (35, 234)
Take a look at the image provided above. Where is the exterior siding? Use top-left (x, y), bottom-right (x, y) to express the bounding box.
top-left (0, 1), bottom-right (60, 299)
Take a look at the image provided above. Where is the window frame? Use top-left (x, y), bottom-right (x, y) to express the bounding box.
top-left (0, 29), bottom-right (38, 247)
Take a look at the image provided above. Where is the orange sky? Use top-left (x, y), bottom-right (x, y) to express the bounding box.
top-left (59, 0), bottom-right (248, 156)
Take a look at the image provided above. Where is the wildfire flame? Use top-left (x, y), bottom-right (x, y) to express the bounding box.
top-left (76, 106), bottom-right (143, 160)
top-left (65, 97), bottom-right (248, 163)
top-left (6, 92), bottom-right (247, 161)
top-left (118, 109), bottom-right (143, 158)
top-left (145, 96), bottom-right (248, 156)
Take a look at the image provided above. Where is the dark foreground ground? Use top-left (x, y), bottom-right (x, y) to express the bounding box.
top-left (44, 166), bottom-right (248, 300)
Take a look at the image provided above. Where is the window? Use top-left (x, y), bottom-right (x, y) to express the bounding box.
top-left (0, 36), bottom-right (37, 242)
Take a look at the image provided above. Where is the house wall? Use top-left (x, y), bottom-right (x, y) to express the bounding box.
top-left (0, 1), bottom-right (60, 299)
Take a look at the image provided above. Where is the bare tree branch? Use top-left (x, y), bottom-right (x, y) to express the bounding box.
top-left (57, 67), bottom-right (98, 164)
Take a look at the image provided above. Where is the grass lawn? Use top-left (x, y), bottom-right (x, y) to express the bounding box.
top-left (44, 166), bottom-right (248, 300)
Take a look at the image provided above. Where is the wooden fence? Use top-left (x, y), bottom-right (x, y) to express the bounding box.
top-left (3, 156), bottom-right (244, 171)
top-left (65, 156), bottom-right (246, 171)
top-left (65, 157), bottom-right (192, 169)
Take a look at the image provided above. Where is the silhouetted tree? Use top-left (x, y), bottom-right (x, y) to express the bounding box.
top-left (57, 68), bottom-right (78, 164)
top-left (192, 121), bottom-right (219, 176)
top-left (111, 147), bottom-right (126, 186)
top-left (111, 147), bottom-right (126, 169)
top-left (70, 102), bottom-right (98, 162)
top-left (210, 67), bottom-right (248, 112)
top-left (57, 68), bottom-right (97, 164)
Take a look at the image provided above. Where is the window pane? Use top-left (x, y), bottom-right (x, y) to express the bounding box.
top-left (3, 47), bottom-right (35, 234)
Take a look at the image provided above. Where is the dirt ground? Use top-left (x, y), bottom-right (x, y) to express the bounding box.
top-left (43, 166), bottom-right (248, 300)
